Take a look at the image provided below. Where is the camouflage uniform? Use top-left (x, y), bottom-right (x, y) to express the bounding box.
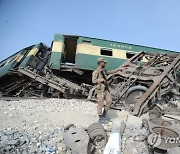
top-left (92, 68), bottom-right (118, 116)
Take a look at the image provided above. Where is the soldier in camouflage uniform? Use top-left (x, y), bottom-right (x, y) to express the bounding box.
top-left (92, 58), bottom-right (123, 123)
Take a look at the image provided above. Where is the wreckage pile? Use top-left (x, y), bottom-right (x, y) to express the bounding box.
top-left (0, 43), bottom-right (180, 153)
top-left (0, 44), bottom-right (180, 114)
top-left (0, 43), bottom-right (180, 116)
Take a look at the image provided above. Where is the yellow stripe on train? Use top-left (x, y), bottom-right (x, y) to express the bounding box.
top-left (52, 42), bottom-right (64, 52)
top-left (27, 48), bottom-right (39, 56)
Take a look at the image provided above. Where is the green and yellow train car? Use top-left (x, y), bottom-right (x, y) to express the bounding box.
top-left (0, 43), bottom-right (50, 95)
top-left (0, 44), bottom-right (35, 78)
top-left (50, 34), bottom-right (177, 72)
top-left (0, 43), bottom-right (49, 78)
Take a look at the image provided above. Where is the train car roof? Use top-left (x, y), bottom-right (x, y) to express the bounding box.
top-left (55, 33), bottom-right (178, 54)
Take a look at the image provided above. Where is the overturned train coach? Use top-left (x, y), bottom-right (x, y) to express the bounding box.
top-left (0, 34), bottom-right (179, 115)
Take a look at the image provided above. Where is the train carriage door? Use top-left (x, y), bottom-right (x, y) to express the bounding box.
top-left (63, 36), bottom-right (78, 65)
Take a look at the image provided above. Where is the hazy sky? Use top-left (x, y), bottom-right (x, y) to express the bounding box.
top-left (0, 0), bottom-right (180, 61)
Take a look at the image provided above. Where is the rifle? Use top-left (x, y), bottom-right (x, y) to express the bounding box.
top-left (100, 70), bottom-right (110, 92)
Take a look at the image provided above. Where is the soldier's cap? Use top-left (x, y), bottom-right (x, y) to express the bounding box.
top-left (97, 58), bottom-right (107, 63)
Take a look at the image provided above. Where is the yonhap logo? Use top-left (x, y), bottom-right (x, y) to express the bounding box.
top-left (148, 133), bottom-right (180, 148)
top-left (148, 133), bottom-right (161, 147)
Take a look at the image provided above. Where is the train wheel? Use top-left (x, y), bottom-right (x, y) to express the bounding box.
top-left (125, 85), bottom-right (149, 113)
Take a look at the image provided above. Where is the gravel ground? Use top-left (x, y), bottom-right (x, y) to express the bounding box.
top-left (0, 98), bottom-right (150, 154)
top-left (0, 98), bottom-right (98, 154)
top-left (0, 98), bottom-right (98, 132)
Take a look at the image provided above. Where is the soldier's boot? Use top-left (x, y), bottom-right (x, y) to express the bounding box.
top-left (103, 110), bottom-right (111, 122)
top-left (98, 115), bottom-right (108, 124)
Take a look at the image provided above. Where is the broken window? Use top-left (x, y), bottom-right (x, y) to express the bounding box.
top-left (100, 48), bottom-right (113, 56)
top-left (126, 51), bottom-right (136, 59)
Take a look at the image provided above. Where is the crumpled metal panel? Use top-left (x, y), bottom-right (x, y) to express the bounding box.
top-left (64, 127), bottom-right (89, 154)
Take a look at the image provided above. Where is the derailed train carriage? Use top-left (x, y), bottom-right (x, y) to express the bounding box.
top-left (0, 43), bottom-right (51, 97)
top-left (49, 34), bottom-right (177, 81)
top-left (0, 34), bottom-right (179, 115)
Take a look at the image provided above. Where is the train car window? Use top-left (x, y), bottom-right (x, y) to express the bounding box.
top-left (100, 49), bottom-right (113, 56)
top-left (82, 40), bottom-right (91, 44)
top-left (126, 51), bottom-right (136, 59)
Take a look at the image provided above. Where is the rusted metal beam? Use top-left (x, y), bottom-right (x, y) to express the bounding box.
top-left (18, 68), bottom-right (67, 93)
top-left (18, 68), bottom-right (86, 97)
top-left (131, 54), bottom-right (180, 116)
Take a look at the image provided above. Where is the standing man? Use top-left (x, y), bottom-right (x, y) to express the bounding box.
top-left (92, 58), bottom-right (123, 123)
